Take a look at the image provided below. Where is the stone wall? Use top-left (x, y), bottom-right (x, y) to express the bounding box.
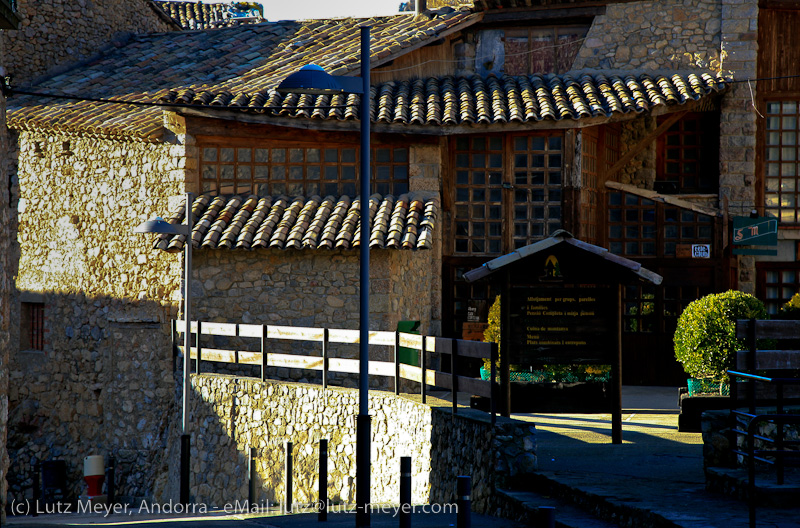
top-left (167, 374), bottom-right (535, 514)
top-left (574, 0), bottom-right (723, 71)
top-left (8, 131), bottom-right (185, 505)
top-left (1, 0), bottom-right (174, 87)
top-left (719, 0), bottom-right (759, 294)
top-left (190, 248), bottom-right (434, 389)
top-left (1, 34), bottom-right (15, 523)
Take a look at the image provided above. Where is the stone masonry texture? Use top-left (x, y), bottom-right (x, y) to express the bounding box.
top-left (1, 34), bottom-right (14, 524)
top-left (0, 0), bottom-right (174, 87)
top-left (171, 374), bottom-right (536, 515)
top-left (8, 131), bottom-right (185, 505)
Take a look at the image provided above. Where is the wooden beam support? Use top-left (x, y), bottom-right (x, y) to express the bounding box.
top-left (603, 111), bottom-right (687, 181)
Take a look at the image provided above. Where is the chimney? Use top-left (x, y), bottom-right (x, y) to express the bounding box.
top-left (415, 0), bottom-right (427, 15)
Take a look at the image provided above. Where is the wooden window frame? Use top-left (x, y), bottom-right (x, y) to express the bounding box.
top-left (655, 112), bottom-right (719, 195)
top-left (757, 261), bottom-right (800, 315)
top-left (502, 25), bottom-right (590, 75)
top-left (198, 139), bottom-right (410, 197)
top-left (448, 131), bottom-right (565, 257)
top-left (606, 191), bottom-right (718, 259)
top-left (20, 301), bottom-right (45, 351)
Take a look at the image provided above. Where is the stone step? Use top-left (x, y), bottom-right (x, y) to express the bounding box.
top-left (706, 466), bottom-right (800, 507)
top-left (497, 487), bottom-right (622, 528)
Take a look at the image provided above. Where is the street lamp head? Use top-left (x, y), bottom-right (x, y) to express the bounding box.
top-left (276, 64), bottom-right (345, 95)
top-left (134, 216), bottom-right (190, 236)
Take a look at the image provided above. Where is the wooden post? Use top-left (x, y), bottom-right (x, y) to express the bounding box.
top-left (322, 328), bottom-right (330, 389)
top-left (611, 284), bottom-right (623, 444)
top-left (195, 320), bottom-right (202, 374)
top-left (452, 339), bottom-right (459, 414)
top-left (394, 331), bottom-right (401, 395)
top-left (171, 319), bottom-right (177, 373)
top-left (490, 342), bottom-right (498, 426)
top-left (500, 271), bottom-right (511, 417)
top-left (747, 318), bottom-right (756, 415)
top-left (234, 324), bottom-right (240, 364)
top-left (421, 336), bottom-right (427, 404)
top-left (260, 324), bottom-right (267, 382)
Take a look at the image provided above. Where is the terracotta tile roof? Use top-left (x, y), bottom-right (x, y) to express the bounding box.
top-left (153, 193), bottom-right (438, 252)
top-left (154, 1), bottom-right (264, 30)
top-left (7, 8), bottom-right (479, 141)
top-left (160, 71), bottom-right (727, 126)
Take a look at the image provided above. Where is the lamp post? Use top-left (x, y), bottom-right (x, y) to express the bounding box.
top-left (277, 26), bottom-right (371, 527)
top-left (135, 192), bottom-right (194, 505)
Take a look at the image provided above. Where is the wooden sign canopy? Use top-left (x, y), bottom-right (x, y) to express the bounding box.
top-left (464, 230), bottom-right (662, 444)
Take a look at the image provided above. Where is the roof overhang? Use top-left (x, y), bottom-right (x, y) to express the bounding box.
top-left (464, 230), bottom-right (663, 285)
top-left (0, 0), bottom-right (21, 30)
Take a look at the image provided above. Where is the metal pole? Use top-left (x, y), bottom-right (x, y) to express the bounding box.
top-left (537, 506), bottom-right (555, 528)
top-left (356, 24), bottom-right (372, 528)
top-left (181, 191), bottom-right (194, 504)
top-left (107, 455), bottom-right (116, 507)
top-left (248, 447), bottom-right (257, 509)
top-left (399, 457), bottom-right (411, 528)
top-left (456, 476), bottom-right (471, 528)
top-left (285, 441), bottom-right (293, 514)
top-left (318, 439), bottom-right (328, 522)
top-left (611, 284), bottom-right (622, 444)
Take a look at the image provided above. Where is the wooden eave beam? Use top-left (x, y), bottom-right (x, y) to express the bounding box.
top-left (603, 110), bottom-right (687, 181)
top-left (174, 99), bottom-right (708, 137)
top-left (480, 6), bottom-right (605, 24)
top-left (0, 0), bottom-right (21, 30)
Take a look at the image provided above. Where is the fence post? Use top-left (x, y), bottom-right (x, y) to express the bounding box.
top-left (32, 460), bottom-right (40, 516)
top-left (456, 476), bottom-right (471, 528)
top-left (394, 331), bottom-right (401, 396)
top-left (195, 320), bottom-right (202, 374)
top-left (452, 339), bottom-right (459, 415)
top-left (322, 328), bottom-right (329, 389)
top-left (171, 319), bottom-right (177, 373)
top-left (318, 439), bottom-right (328, 522)
top-left (261, 324), bottom-right (267, 382)
top-left (400, 457), bottom-right (411, 528)
top-left (284, 441), bottom-right (293, 514)
top-left (107, 455), bottom-right (116, 507)
top-left (747, 317), bottom-right (756, 415)
top-left (490, 342), bottom-right (497, 426)
top-left (234, 324), bottom-right (240, 365)
top-left (421, 337), bottom-right (427, 404)
top-left (248, 447), bottom-right (257, 509)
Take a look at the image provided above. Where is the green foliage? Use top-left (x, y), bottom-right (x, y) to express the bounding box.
top-left (780, 292), bottom-right (800, 316)
top-left (673, 290), bottom-right (768, 382)
top-left (483, 295), bottom-right (501, 371)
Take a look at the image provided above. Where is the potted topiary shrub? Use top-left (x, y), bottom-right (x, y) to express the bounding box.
top-left (674, 290), bottom-right (768, 396)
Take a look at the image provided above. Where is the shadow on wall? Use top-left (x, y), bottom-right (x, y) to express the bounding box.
top-left (7, 291), bottom-right (177, 508)
top-left (167, 374), bottom-right (536, 514)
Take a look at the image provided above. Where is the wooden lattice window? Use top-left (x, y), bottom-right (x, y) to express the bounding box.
top-left (512, 135), bottom-right (562, 248)
top-left (581, 127), bottom-right (600, 244)
top-left (20, 301), bottom-right (44, 351)
top-left (623, 284), bottom-right (656, 333)
top-left (503, 26), bottom-right (589, 75)
top-left (200, 144), bottom-right (409, 197)
top-left (761, 266), bottom-right (800, 315)
top-left (764, 101), bottom-right (800, 223)
top-left (656, 113), bottom-right (719, 194)
top-left (607, 192), bottom-right (714, 258)
top-left (453, 136), bottom-right (504, 254)
top-left (452, 133), bottom-right (563, 255)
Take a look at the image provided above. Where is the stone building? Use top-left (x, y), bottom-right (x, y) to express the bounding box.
top-left (1, 0), bottom-right (787, 508)
top-left (1, 2), bottom-right (22, 520)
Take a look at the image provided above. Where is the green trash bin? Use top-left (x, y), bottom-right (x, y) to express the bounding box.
top-left (397, 320), bottom-right (420, 367)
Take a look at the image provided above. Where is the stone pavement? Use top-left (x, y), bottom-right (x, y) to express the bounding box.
top-left (7, 387), bottom-right (799, 528)
top-left (507, 386), bottom-right (800, 527)
top-left (6, 508), bottom-right (525, 528)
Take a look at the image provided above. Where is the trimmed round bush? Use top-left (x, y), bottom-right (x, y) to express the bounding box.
top-left (673, 290), bottom-right (768, 382)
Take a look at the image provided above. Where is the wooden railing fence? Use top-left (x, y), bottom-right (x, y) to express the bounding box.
top-left (173, 320), bottom-right (498, 424)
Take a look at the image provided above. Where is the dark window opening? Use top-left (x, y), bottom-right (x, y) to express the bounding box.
top-left (21, 301), bottom-right (44, 351)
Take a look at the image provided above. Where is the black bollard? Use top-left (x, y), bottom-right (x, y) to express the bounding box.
top-left (32, 461), bottom-right (40, 517)
top-left (456, 476), bottom-right (471, 528)
top-left (318, 440), bottom-right (328, 522)
top-left (399, 457), bottom-right (411, 528)
top-left (248, 448), bottom-right (257, 510)
top-left (107, 455), bottom-right (116, 507)
top-left (180, 434), bottom-right (190, 505)
top-left (537, 506), bottom-right (555, 528)
top-left (284, 441), bottom-right (293, 514)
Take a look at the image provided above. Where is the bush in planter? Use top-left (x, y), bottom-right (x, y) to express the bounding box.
top-left (780, 292), bottom-right (800, 318)
top-left (673, 290), bottom-right (768, 385)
